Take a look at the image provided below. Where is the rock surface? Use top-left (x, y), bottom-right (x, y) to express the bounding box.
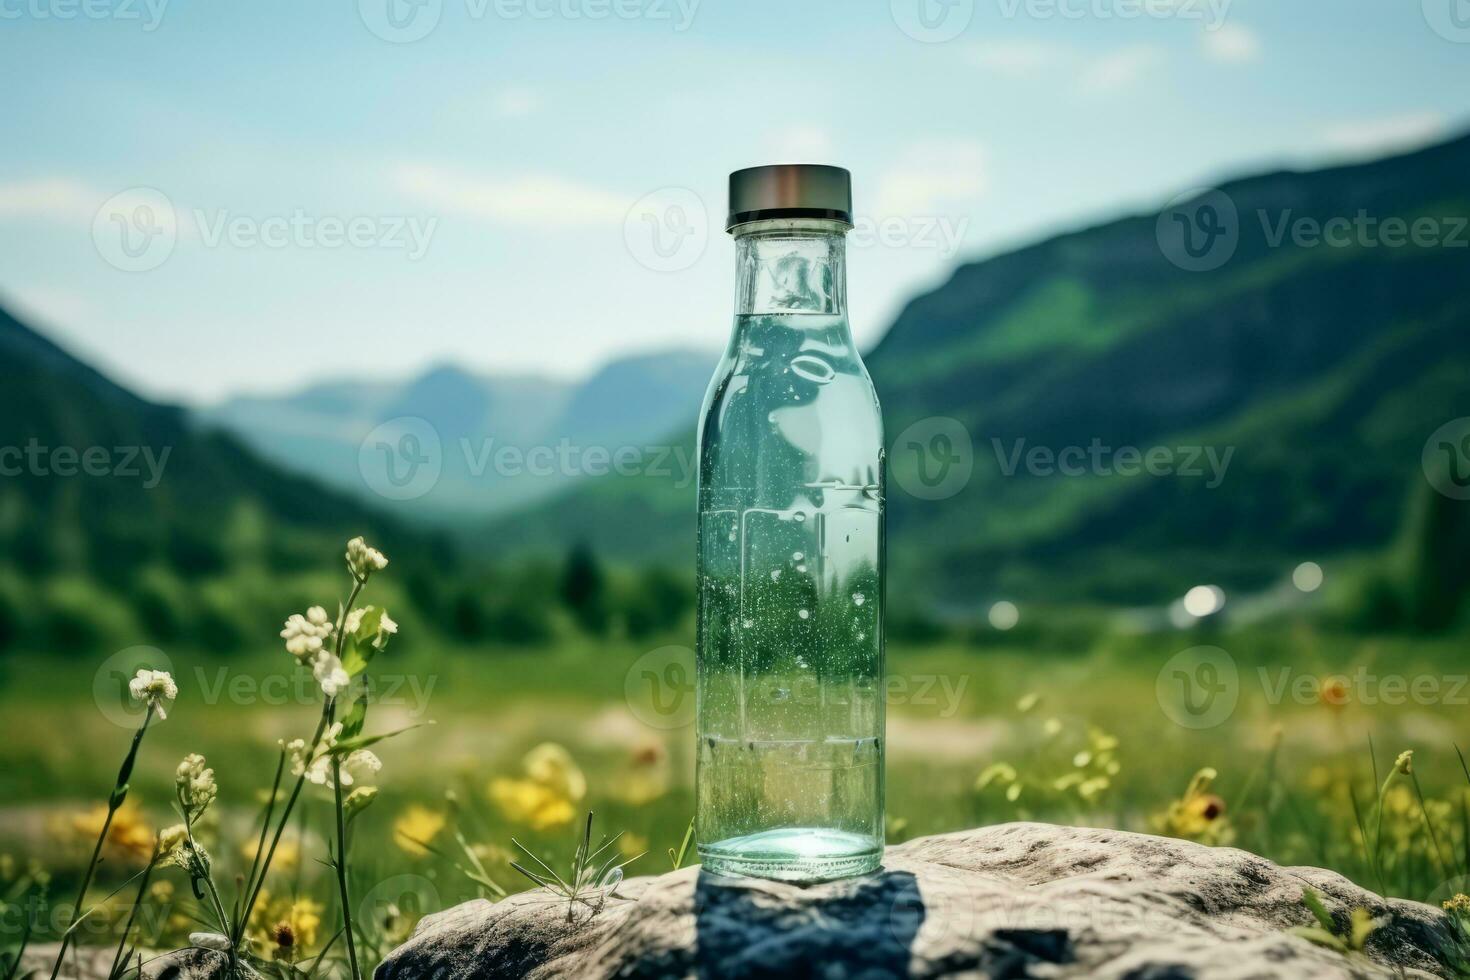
top-left (25, 943), bottom-right (265, 979)
top-left (375, 822), bottom-right (1457, 979)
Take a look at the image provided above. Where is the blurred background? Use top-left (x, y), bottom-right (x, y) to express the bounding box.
top-left (3, 0), bottom-right (1470, 957)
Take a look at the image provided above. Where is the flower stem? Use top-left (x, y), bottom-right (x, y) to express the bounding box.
top-left (332, 754), bottom-right (361, 980)
top-left (107, 843), bottom-right (159, 980)
top-left (51, 703), bottom-right (155, 980)
top-left (235, 696), bottom-right (335, 943)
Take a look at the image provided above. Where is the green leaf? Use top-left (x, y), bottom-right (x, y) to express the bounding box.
top-left (340, 693), bottom-right (369, 741)
top-left (1349, 908), bottom-right (1382, 951)
top-left (1301, 888), bottom-right (1336, 932)
top-left (329, 720), bottom-right (434, 755)
top-left (341, 607), bottom-right (386, 677)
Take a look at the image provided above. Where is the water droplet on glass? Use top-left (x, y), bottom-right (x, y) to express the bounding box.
top-left (852, 592), bottom-right (866, 606)
top-left (798, 609), bottom-right (810, 620)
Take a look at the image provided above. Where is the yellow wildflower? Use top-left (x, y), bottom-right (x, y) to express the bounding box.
top-left (248, 891), bottom-right (323, 958)
top-left (394, 805), bottom-right (447, 855)
top-left (241, 837), bottom-right (299, 872)
top-left (489, 778), bottom-right (576, 830)
top-left (65, 802), bottom-right (154, 863)
top-left (1151, 767), bottom-right (1235, 846)
top-left (488, 743), bottom-right (586, 830)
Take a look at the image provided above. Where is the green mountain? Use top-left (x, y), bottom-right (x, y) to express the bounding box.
top-left (0, 306), bottom-right (458, 651)
top-left (482, 132), bottom-right (1470, 612)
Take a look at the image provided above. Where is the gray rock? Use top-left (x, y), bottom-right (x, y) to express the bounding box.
top-left (24, 943), bottom-right (265, 979)
top-left (374, 822), bottom-right (1458, 979)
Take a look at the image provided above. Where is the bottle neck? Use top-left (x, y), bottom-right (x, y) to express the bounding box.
top-left (733, 219), bottom-right (848, 317)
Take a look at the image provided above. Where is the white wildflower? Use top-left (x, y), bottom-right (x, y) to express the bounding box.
top-left (343, 606), bottom-right (371, 636)
top-left (175, 753), bottom-right (217, 819)
top-left (128, 669), bottom-right (178, 720)
top-left (346, 537), bottom-right (389, 581)
top-left (281, 606), bottom-right (333, 660)
top-left (375, 612), bottom-right (399, 649)
top-left (312, 651), bottom-right (351, 698)
top-left (158, 823), bottom-right (189, 865)
top-left (344, 750), bottom-right (382, 786)
top-left (283, 724), bottom-right (382, 789)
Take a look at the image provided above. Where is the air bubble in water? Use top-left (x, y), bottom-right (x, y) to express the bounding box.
top-left (770, 569), bottom-right (781, 582)
top-left (792, 551), bottom-right (804, 561)
top-left (794, 512), bottom-right (806, 523)
top-left (741, 618), bottom-right (753, 629)
top-left (852, 593), bottom-right (865, 606)
top-left (770, 687), bottom-right (791, 703)
top-left (798, 609), bottom-right (810, 620)
top-left (796, 564), bottom-right (807, 573)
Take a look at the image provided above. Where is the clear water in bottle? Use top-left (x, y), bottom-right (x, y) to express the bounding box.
top-left (695, 187), bottom-right (884, 881)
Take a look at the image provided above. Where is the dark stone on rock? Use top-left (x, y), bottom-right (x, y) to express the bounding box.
top-left (375, 823), bottom-right (1458, 979)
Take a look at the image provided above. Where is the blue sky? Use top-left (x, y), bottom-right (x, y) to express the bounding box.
top-left (1, 0), bottom-right (1466, 403)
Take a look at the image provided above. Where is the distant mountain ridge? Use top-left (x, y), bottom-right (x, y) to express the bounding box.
top-left (201, 349), bottom-right (715, 519)
top-left (479, 130), bottom-right (1470, 609)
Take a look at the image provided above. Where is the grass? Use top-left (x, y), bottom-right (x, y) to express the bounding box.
top-left (3, 620), bottom-right (1469, 972)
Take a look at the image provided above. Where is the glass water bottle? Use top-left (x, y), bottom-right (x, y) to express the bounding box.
top-left (695, 164), bottom-right (885, 881)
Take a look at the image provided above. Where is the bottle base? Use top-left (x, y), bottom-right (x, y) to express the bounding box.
top-left (698, 827), bottom-right (882, 883)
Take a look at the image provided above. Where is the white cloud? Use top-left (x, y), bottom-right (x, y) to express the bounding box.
top-left (0, 177), bottom-right (100, 222)
top-left (1202, 24), bottom-right (1260, 63)
top-left (491, 87), bottom-right (541, 119)
top-left (872, 139), bottom-right (986, 217)
top-left (1079, 45), bottom-right (1164, 94)
top-left (1320, 112), bottom-right (1447, 156)
top-left (394, 164), bottom-right (629, 226)
top-left (965, 40), bottom-right (1070, 77)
